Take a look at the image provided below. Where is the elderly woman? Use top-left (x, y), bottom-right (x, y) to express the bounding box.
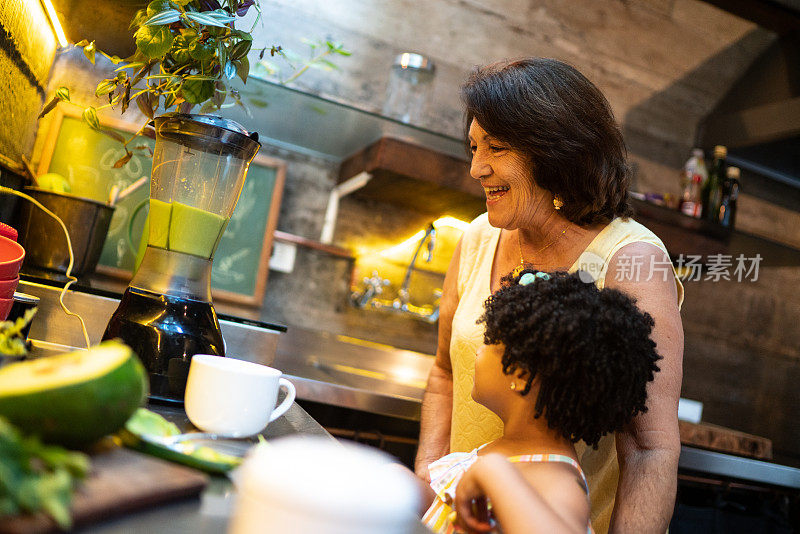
top-left (414, 58), bottom-right (684, 534)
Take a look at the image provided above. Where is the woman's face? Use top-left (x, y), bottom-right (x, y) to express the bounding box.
top-left (468, 120), bottom-right (549, 229)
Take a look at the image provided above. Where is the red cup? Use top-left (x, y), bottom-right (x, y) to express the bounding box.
top-left (0, 236), bottom-right (24, 280)
top-left (0, 297), bottom-right (12, 322)
top-left (0, 275), bottom-right (19, 299)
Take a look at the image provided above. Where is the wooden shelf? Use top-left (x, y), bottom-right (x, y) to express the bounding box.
top-left (338, 137), bottom-right (485, 221)
top-left (337, 137), bottom-right (800, 266)
top-left (631, 199), bottom-right (800, 266)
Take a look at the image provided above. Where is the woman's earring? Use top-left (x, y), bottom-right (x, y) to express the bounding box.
top-left (510, 382), bottom-right (516, 391)
top-left (553, 196), bottom-right (563, 210)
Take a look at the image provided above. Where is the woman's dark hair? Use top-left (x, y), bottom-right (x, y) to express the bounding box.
top-left (478, 269), bottom-right (660, 448)
top-left (462, 57), bottom-right (633, 225)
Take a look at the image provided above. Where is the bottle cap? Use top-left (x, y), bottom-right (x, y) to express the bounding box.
top-left (714, 145), bottom-right (727, 158)
top-left (727, 166), bottom-right (740, 179)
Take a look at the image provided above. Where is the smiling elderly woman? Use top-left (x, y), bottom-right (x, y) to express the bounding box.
top-left (414, 58), bottom-right (684, 534)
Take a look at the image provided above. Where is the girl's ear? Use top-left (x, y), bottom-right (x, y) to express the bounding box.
top-left (515, 368), bottom-right (531, 382)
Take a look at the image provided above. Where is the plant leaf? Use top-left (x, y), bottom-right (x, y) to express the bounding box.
top-left (142, 9), bottom-right (181, 26)
top-left (113, 150), bottom-right (134, 168)
top-left (121, 83), bottom-right (132, 114)
top-left (55, 87), bottom-right (70, 101)
top-left (82, 107), bottom-right (100, 130)
top-left (38, 97), bottom-right (59, 119)
top-left (224, 60), bottom-right (236, 80)
top-left (146, 0), bottom-right (172, 16)
top-left (135, 25), bottom-right (175, 58)
top-left (235, 56), bottom-right (249, 84)
top-left (183, 11), bottom-right (230, 27)
top-left (95, 79), bottom-right (116, 97)
top-left (83, 41), bottom-right (96, 64)
top-left (229, 39), bottom-right (251, 60)
top-left (75, 39), bottom-right (89, 47)
top-left (180, 79), bottom-right (214, 104)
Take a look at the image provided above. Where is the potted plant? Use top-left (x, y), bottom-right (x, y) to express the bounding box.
top-left (17, 0), bottom-right (347, 279)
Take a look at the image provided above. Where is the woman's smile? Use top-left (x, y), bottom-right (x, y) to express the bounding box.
top-left (484, 184), bottom-right (510, 203)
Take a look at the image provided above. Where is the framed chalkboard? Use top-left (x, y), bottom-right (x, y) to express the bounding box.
top-left (37, 106), bottom-right (286, 305)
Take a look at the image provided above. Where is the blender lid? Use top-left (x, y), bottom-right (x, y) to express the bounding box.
top-left (154, 113), bottom-right (261, 160)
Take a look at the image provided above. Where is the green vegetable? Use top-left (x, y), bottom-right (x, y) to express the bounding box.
top-left (0, 341), bottom-right (148, 447)
top-left (0, 416), bottom-right (90, 528)
top-left (0, 309), bottom-right (35, 358)
top-left (121, 409), bottom-right (243, 474)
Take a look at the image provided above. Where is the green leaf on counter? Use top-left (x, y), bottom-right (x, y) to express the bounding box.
top-left (0, 309), bottom-right (35, 356)
top-left (125, 408), bottom-right (180, 438)
top-left (0, 416), bottom-right (89, 529)
top-left (120, 409), bottom-right (243, 474)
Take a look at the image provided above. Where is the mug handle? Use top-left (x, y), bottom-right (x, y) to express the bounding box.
top-left (268, 378), bottom-right (296, 423)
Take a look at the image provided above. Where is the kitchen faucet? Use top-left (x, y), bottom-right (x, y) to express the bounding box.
top-left (350, 222), bottom-right (440, 323)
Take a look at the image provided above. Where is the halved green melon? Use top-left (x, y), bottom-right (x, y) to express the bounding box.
top-left (0, 341), bottom-right (148, 448)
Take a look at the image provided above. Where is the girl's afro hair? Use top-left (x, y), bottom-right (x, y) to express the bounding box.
top-left (478, 269), bottom-right (661, 448)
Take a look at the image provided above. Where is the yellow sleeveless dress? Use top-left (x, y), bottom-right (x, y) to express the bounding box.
top-left (449, 213), bottom-right (684, 534)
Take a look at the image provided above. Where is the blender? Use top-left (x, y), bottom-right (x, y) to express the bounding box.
top-left (103, 114), bottom-right (260, 401)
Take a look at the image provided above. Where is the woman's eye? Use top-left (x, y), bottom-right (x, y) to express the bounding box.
top-left (490, 145), bottom-right (507, 153)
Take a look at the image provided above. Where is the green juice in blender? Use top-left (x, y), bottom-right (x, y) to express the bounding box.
top-left (147, 199), bottom-right (229, 259)
top-left (102, 114), bottom-right (261, 402)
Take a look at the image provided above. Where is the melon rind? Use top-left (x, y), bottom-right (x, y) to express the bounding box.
top-left (0, 343), bottom-right (148, 448)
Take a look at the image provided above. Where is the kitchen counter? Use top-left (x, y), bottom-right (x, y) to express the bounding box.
top-left (73, 401), bottom-right (335, 534)
top-left (78, 403), bottom-right (431, 534)
top-left (18, 280), bottom-right (800, 494)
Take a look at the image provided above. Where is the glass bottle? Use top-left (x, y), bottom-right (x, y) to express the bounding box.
top-left (702, 145), bottom-right (726, 221)
top-left (718, 166), bottom-right (740, 228)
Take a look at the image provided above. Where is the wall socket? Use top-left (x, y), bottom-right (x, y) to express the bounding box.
top-left (269, 241), bottom-right (297, 273)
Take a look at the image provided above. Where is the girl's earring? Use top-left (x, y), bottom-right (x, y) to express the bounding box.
top-left (553, 196), bottom-right (563, 210)
top-left (510, 382), bottom-right (516, 391)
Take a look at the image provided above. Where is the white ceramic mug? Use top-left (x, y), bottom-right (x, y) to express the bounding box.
top-left (185, 355), bottom-right (296, 436)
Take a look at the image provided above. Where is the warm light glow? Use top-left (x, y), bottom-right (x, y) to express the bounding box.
top-left (39, 0), bottom-right (68, 48)
top-left (378, 216), bottom-right (469, 258)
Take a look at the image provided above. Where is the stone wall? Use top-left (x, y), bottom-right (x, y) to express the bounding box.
top-left (31, 0), bottom-right (800, 461)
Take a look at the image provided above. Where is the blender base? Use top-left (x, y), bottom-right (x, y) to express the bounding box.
top-left (102, 286), bottom-right (225, 401)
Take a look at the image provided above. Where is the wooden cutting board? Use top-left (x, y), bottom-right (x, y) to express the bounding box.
top-left (0, 443), bottom-right (209, 534)
top-left (679, 420), bottom-right (773, 460)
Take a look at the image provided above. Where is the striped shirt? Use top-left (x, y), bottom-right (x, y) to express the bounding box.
top-left (422, 447), bottom-right (593, 534)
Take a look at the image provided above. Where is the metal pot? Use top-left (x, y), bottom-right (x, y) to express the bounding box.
top-left (14, 187), bottom-right (115, 278)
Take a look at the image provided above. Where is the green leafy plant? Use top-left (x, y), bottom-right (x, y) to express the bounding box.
top-left (0, 416), bottom-right (90, 528)
top-left (0, 309), bottom-right (35, 358)
top-left (39, 0), bottom-right (349, 167)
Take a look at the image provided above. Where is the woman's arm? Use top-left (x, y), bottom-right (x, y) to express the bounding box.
top-left (454, 454), bottom-right (589, 534)
top-left (604, 242), bottom-right (684, 534)
top-left (414, 239), bottom-right (461, 482)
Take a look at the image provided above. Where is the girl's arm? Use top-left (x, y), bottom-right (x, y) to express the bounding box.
top-left (454, 453), bottom-right (589, 534)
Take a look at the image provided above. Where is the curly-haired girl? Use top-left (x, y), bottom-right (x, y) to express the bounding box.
top-left (421, 269), bottom-right (661, 534)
